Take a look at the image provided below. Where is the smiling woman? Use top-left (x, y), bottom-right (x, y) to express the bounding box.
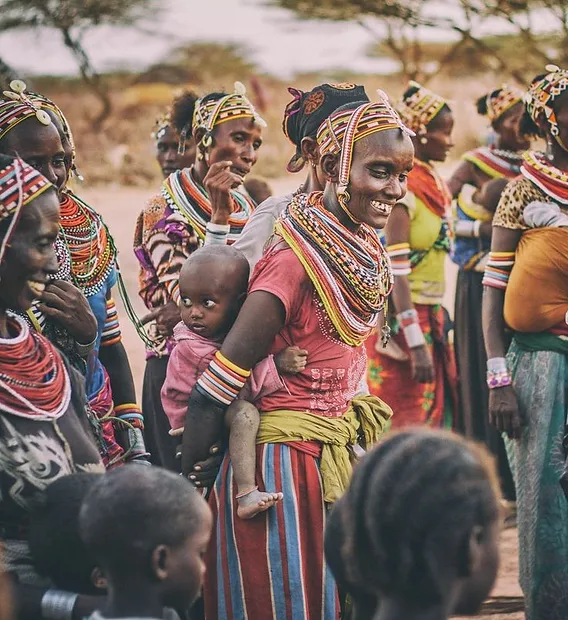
top-left (0, 154), bottom-right (103, 610)
top-left (180, 92), bottom-right (413, 620)
top-left (133, 82), bottom-right (265, 470)
top-left (366, 81), bottom-right (458, 430)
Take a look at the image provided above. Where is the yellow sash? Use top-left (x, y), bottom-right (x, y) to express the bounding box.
top-left (256, 395), bottom-right (392, 503)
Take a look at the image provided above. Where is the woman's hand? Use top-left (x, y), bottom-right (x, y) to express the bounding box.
top-left (204, 161), bottom-right (243, 225)
top-left (38, 280), bottom-right (97, 344)
top-left (141, 301), bottom-right (180, 337)
top-left (178, 441), bottom-right (224, 488)
top-left (409, 344), bottom-right (435, 383)
top-left (489, 385), bottom-right (522, 439)
top-left (275, 346), bottom-right (308, 374)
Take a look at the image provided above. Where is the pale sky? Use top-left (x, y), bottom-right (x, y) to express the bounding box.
top-left (0, 0), bottom-right (552, 79)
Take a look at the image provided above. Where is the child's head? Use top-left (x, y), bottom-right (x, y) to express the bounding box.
top-left (338, 429), bottom-right (501, 616)
top-left (28, 473), bottom-right (104, 595)
top-left (178, 245), bottom-right (250, 340)
top-left (79, 465), bottom-right (212, 610)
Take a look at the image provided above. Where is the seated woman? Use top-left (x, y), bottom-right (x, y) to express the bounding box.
top-left (0, 82), bottom-right (147, 467)
top-left (134, 83), bottom-right (265, 470)
top-left (326, 429), bottom-right (501, 620)
top-left (0, 153), bottom-right (104, 617)
top-left (181, 93), bottom-right (414, 619)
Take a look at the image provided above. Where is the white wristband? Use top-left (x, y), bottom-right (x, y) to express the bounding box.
top-left (455, 220), bottom-right (476, 238)
top-left (41, 589), bottom-right (78, 620)
top-left (487, 357), bottom-right (507, 373)
top-left (402, 323), bottom-right (426, 348)
top-left (205, 222), bottom-right (231, 246)
top-left (206, 222), bottom-right (231, 233)
top-left (473, 220), bottom-right (482, 238)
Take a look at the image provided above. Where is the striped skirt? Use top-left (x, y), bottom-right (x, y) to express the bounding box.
top-left (203, 443), bottom-right (339, 620)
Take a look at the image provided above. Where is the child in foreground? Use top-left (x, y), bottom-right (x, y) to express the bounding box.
top-left (80, 466), bottom-right (212, 620)
top-left (325, 429), bottom-right (501, 620)
top-left (161, 245), bottom-right (307, 519)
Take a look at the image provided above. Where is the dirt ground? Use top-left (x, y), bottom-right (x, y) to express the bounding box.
top-left (83, 179), bottom-right (524, 619)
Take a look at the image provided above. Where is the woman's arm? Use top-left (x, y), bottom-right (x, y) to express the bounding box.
top-left (13, 581), bottom-right (102, 620)
top-left (482, 226), bottom-right (522, 438)
top-left (181, 290), bottom-right (286, 477)
top-left (385, 205), bottom-right (434, 383)
top-left (447, 160), bottom-right (474, 199)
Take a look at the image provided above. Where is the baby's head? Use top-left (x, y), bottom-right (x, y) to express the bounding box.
top-left (28, 473), bottom-right (105, 595)
top-left (336, 429), bottom-right (501, 617)
top-left (80, 465), bottom-right (212, 611)
top-left (178, 245), bottom-right (250, 340)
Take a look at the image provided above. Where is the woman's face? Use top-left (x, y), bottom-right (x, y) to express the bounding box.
top-left (156, 125), bottom-right (196, 178)
top-left (0, 190), bottom-right (60, 312)
top-left (420, 108), bottom-right (454, 163)
top-left (345, 129), bottom-right (415, 229)
top-left (1, 119), bottom-right (67, 192)
top-left (207, 117), bottom-right (263, 183)
top-left (495, 102), bottom-right (530, 151)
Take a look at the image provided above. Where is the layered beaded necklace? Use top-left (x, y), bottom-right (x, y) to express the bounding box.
top-left (409, 159), bottom-right (451, 218)
top-left (275, 192), bottom-right (393, 347)
top-left (58, 191), bottom-right (117, 296)
top-left (521, 151), bottom-right (568, 205)
top-left (0, 313), bottom-right (71, 419)
top-left (162, 167), bottom-right (255, 243)
top-left (464, 146), bottom-right (523, 179)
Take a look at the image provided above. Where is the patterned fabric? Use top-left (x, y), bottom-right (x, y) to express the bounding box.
top-left (525, 65), bottom-right (568, 139)
top-left (504, 339), bottom-right (568, 620)
top-left (493, 176), bottom-right (556, 230)
top-left (366, 304), bottom-right (457, 428)
top-left (133, 194), bottom-right (200, 357)
top-left (204, 444), bottom-right (339, 620)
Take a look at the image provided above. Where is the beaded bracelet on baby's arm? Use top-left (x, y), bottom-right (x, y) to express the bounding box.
top-left (486, 357), bottom-right (512, 389)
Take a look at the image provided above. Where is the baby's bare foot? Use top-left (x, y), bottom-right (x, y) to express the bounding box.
top-left (237, 488), bottom-right (283, 520)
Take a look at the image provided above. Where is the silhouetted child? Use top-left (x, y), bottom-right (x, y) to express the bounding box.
top-left (325, 429), bottom-right (501, 620)
top-left (80, 466), bottom-right (212, 620)
top-left (28, 473), bottom-right (105, 595)
top-left (161, 245), bottom-right (307, 519)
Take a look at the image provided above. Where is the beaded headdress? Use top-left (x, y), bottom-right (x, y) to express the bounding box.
top-left (152, 109), bottom-right (172, 142)
top-left (485, 85), bottom-right (524, 123)
top-left (317, 90), bottom-right (413, 220)
top-left (192, 82), bottom-right (266, 152)
top-left (0, 156), bottom-right (53, 263)
top-left (525, 64), bottom-right (568, 138)
top-left (397, 81), bottom-right (447, 135)
top-left (0, 80), bottom-right (52, 142)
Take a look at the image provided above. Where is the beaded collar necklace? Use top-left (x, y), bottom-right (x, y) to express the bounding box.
top-left (521, 151), bottom-right (568, 204)
top-left (0, 313), bottom-right (71, 419)
top-left (464, 146), bottom-right (524, 180)
top-left (275, 192), bottom-right (393, 347)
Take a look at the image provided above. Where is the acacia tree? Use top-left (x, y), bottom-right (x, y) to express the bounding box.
top-left (0, 0), bottom-right (155, 127)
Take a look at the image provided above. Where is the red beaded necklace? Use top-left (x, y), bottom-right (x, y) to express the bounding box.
top-left (521, 151), bottom-right (568, 205)
top-left (0, 314), bottom-right (71, 419)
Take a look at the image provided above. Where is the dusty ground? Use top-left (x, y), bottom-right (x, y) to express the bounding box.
top-left (83, 179), bottom-right (523, 619)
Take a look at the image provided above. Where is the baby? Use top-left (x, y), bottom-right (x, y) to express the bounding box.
top-left (161, 245), bottom-right (307, 519)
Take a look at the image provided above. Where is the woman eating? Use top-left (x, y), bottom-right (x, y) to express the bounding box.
top-left (449, 87), bottom-right (528, 500)
top-left (366, 82), bottom-right (458, 428)
top-left (134, 83), bottom-right (265, 469)
top-left (482, 65), bottom-right (568, 620)
top-left (0, 152), bottom-right (104, 616)
top-left (181, 93), bottom-right (414, 619)
top-left (0, 82), bottom-right (147, 466)
top-left (234, 82), bottom-right (369, 270)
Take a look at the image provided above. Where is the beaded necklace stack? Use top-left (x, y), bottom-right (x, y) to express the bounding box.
top-left (521, 151), bottom-right (568, 204)
top-left (275, 192), bottom-right (393, 348)
top-left (162, 167), bottom-right (255, 243)
top-left (409, 159), bottom-right (452, 218)
top-left (59, 191), bottom-right (117, 296)
top-left (0, 314), bottom-right (71, 419)
top-left (463, 147), bottom-right (523, 179)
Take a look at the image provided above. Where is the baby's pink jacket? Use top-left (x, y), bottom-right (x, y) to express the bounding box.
top-left (161, 322), bottom-right (284, 435)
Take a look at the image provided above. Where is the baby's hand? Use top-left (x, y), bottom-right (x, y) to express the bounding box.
top-left (275, 346), bottom-right (308, 374)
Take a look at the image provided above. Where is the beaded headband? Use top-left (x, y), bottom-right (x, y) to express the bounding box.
top-left (0, 80), bottom-right (53, 142)
top-left (152, 109), bottom-right (172, 141)
top-left (397, 81), bottom-right (447, 135)
top-left (525, 64), bottom-right (568, 137)
top-left (0, 156), bottom-right (53, 263)
top-left (192, 82), bottom-right (266, 151)
top-left (485, 84), bottom-right (524, 123)
top-left (317, 90), bottom-right (413, 200)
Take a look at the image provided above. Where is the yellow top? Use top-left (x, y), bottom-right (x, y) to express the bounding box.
top-left (403, 191), bottom-right (447, 305)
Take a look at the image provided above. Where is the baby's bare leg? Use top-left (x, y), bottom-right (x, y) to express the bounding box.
top-left (225, 400), bottom-right (283, 519)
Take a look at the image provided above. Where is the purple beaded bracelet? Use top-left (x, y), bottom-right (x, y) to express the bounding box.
top-left (486, 371), bottom-right (512, 389)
